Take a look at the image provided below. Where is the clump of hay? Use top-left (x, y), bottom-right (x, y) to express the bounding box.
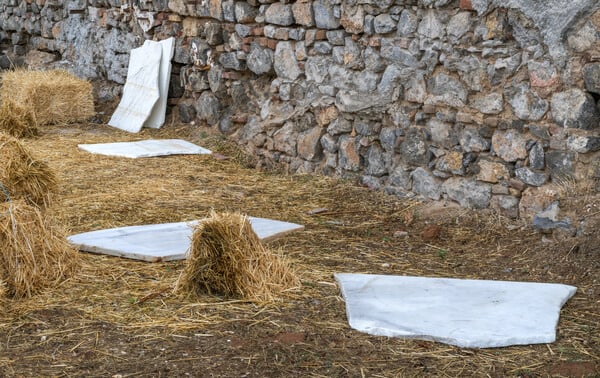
top-left (0, 200), bottom-right (80, 298)
top-left (0, 99), bottom-right (38, 138)
top-left (0, 132), bottom-right (57, 208)
top-left (0, 69), bottom-right (94, 126)
top-left (175, 212), bottom-right (299, 302)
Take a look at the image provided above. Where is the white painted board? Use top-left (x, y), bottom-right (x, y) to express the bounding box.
top-left (68, 217), bottom-right (304, 262)
top-left (108, 42), bottom-right (162, 133)
top-left (78, 139), bottom-right (212, 158)
top-left (144, 38), bottom-right (175, 129)
top-left (335, 273), bottom-right (576, 348)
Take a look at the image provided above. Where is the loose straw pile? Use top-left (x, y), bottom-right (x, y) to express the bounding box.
top-left (0, 200), bottom-right (80, 298)
top-left (175, 211), bottom-right (299, 302)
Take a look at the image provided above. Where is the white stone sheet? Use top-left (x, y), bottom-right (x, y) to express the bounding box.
top-left (144, 38), bottom-right (175, 129)
top-left (78, 139), bottom-right (211, 158)
top-left (334, 273), bottom-right (576, 348)
top-left (68, 217), bottom-right (304, 262)
top-left (108, 42), bottom-right (162, 133)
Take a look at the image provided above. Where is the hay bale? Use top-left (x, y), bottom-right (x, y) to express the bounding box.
top-left (0, 132), bottom-right (57, 208)
top-left (0, 200), bottom-right (80, 298)
top-left (0, 69), bottom-right (94, 126)
top-left (0, 98), bottom-right (38, 138)
top-left (175, 212), bottom-right (299, 302)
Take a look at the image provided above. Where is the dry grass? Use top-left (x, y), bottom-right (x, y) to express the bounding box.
top-left (0, 120), bottom-right (596, 376)
top-left (0, 99), bottom-right (37, 138)
top-left (0, 69), bottom-right (94, 126)
top-left (175, 211), bottom-right (299, 302)
top-left (0, 132), bottom-right (57, 208)
top-left (0, 200), bottom-right (80, 298)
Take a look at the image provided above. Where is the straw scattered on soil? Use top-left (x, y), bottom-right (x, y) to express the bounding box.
top-left (0, 132), bottom-right (57, 208)
top-left (0, 69), bottom-right (94, 126)
top-left (175, 211), bottom-right (299, 302)
top-left (0, 120), bottom-right (596, 377)
top-left (0, 199), bottom-right (80, 298)
top-left (0, 99), bottom-right (37, 138)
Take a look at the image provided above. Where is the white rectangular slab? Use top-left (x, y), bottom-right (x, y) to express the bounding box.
top-left (335, 273), bottom-right (576, 348)
top-left (108, 41), bottom-right (162, 133)
top-left (68, 217), bottom-right (304, 262)
top-left (78, 139), bottom-right (211, 158)
top-left (144, 38), bottom-right (175, 129)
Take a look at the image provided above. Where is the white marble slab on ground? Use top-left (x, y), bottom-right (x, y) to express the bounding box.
top-left (144, 38), bottom-right (175, 129)
top-left (334, 273), bottom-right (576, 348)
top-left (78, 139), bottom-right (211, 158)
top-left (68, 217), bottom-right (304, 262)
top-left (108, 42), bottom-right (162, 133)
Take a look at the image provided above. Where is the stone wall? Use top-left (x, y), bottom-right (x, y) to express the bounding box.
top-left (2, 0), bottom-right (600, 220)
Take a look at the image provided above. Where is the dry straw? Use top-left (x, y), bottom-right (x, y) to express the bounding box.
top-left (0, 69), bottom-right (94, 126)
top-left (0, 99), bottom-right (38, 138)
top-left (175, 211), bottom-right (300, 302)
top-left (0, 200), bottom-right (80, 298)
top-left (0, 132), bottom-right (57, 208)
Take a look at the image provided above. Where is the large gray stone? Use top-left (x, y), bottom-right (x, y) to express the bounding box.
top-left (459, 128), bottom-right (490, 152)
top-left (567, 135), bottom-right (600, 153)
top-left (305, 56), bottom-right (331, 84)
top-left (470, 92), bottom-right (503, 115)
top-left (583, 63), bottom-right (600, 95)
top-left (442, 177), bottom-right (492, 209)
top-left (265, 3), bottom-right (293, 26)
top-left (492, 129), bottom-right (528, 163)
top-left (411, 167), bottom-right (441, 200)
top-left (247, 43), bottom-right (273, 75)
top-left (490, 0), bottom-right (600, 68)
top-left (545, 151), bottom-right (576, 180)
top-left (447, 12), bottom-right (471, 40)
top-left (274, 41), bottom-right (302, 81)
top-left (529, 142), bottom-right (545, 170)
top-left (515, 167), bottom-right (548, 187)
top-left (195, 91), bottom-right (221, 125)
top-left (551, 89), bottom-right (600, 130)
top-left (366, 144), bottom-right (387, 177)
top-left (427, 73), bottom-right (468, 107)
top-left (506, 83), bottom-right (548, 122)
top-left (313, 0), bottom-right (340, 29)
top-left (400, 128), bottom-right (432, 166)
top-left (417, 9), bottom-right (445, 39)
top-left (235, 2), bottom-right (258, 23)
top-left (397, 9), bottom-right (418, 37)
top-left (374, 14), bottom-right (396, 34)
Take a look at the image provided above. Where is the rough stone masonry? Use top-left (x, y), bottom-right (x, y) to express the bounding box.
top-left (2, 0), bottom-right (600, 224)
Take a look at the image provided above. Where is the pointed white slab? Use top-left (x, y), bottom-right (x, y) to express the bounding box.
top-left (335, 273), bottom-right (576, 348)
top-left (108, 42), bottom-right (162, 133)
top-left (78, 139), bottom-right (211, 158)
top-left (68, 217), bottom-right (304, 262)
top-left (144, 38), bottom-right (175, 129)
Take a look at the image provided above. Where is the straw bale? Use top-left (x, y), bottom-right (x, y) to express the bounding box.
top-left (0, 200), bottom-right (80, 298)
top-left (0, 69), bottom-right (94, 126)
top-left (0, 99), bottom-right (38, 138)
top-left (0, 132), bottom-right (57, 208)
top-left (175, 211), bottom-right (299, 302)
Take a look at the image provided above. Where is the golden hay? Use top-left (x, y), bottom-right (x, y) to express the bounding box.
top-left (0, 99), bottom-right (38, 138)
top-left (0, 200), bottom-right (80, 298)
top-left (0, 69), bottom-right (94, 126)
top-left (175, 211), bottom-right (299, 302)
top-left (0, 132), bottom-right (57, 208)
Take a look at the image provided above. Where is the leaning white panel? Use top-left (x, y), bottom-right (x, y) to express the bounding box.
top-left (78, 139), bottom-right (212, 158)
top-left (335, 273), bottom-right (576, 348)
top-left (144, 38), bottom-right (175, 129)
top-left (108, 42), bottom-right (162, 133)
top-left (68, 217), bottom-right (304, 262)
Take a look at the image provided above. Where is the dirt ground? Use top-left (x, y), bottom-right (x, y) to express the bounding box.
top-left (0, 116), bottom-right (598, 377)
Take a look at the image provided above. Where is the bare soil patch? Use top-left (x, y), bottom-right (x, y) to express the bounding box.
top-left (0, 120), bottom-right (598, 377)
